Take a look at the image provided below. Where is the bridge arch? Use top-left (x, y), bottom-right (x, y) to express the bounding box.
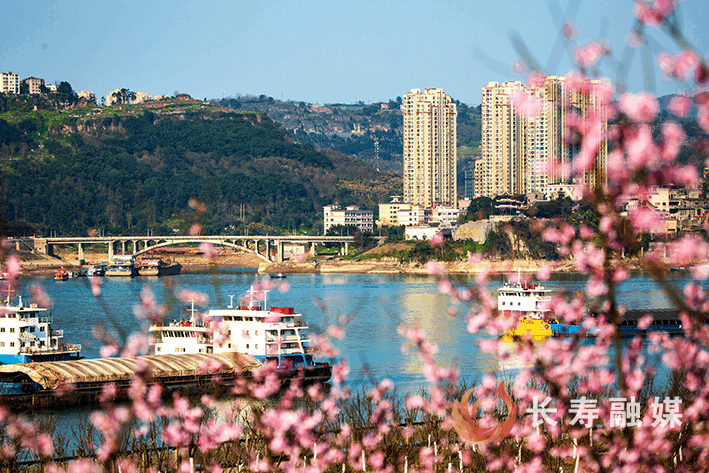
top-left (133, 239), bottom-right (271, 262)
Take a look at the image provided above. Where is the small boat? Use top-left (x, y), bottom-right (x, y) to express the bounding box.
top-left (138, 259), bottom-right (182, 276)
top-left (54, 268), bottom-right (68, 282)
top-left (0, 294), bottom-right (82, 364)
top-left (270, 273), bottom-right (286, 279)
top-left (149, 286), bottom-right (331, 383)
top-left (87, 264), bottom-right (107, 277)
top-left (105, 255), bottom-right (137, 277)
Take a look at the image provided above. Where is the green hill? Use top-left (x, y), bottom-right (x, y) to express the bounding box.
top-left (0, 95), bottom-right (401, 237)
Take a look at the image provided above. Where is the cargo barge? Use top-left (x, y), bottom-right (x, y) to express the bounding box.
top-left (0, 352), bottom-right (261, 408)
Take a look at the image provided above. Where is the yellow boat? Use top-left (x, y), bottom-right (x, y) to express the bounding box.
top-left (497, 275), bottom-right (553, 342)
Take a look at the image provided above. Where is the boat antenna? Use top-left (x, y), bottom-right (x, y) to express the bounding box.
top-left (517, 268), bottom-right (522, 286)
top-left (228, 295), bottom-right (234, 309)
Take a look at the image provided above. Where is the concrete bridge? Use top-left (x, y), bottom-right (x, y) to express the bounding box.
top-left (10, 235), bottom-right (358, 264)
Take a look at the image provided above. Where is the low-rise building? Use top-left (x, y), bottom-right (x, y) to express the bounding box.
top-left (430, 205), bottom-right (460, 227)
top-left (323, 205), bottom-right (374, 233)
top-left (77, 90), bottom-right (96, 102)
top-left (378, 196), bottom-right (405, 226)
top-left (25, 77), bottom-right (45, 94)
top-left (397, 206), bottom-right (426, 226)
top-left (625, 186), bottom-right (708, 233)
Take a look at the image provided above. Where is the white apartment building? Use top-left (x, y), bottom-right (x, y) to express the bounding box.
top-left (378, 196), bottom-right (405, 226)
top-left (0, 72), bottom-right (20, 94)
top-left (430, 205), bottom-right (460, 227)
top-left (397, 206), bottom-right (427, 227)
top-left (402, 88), bottom-right (457, 208)
top-left (476, 76), bottom-right (608, 198)
top-left (323, 205), bottom-right (374, 233)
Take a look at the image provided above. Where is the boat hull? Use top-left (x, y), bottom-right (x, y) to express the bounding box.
top-left (138, 262), bottom-right (181, 276)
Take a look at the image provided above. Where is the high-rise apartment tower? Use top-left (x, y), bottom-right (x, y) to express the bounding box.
top-left (402, 88), bottom-right (457, 208)
top-left (476, 77), bottom-right (608, 198)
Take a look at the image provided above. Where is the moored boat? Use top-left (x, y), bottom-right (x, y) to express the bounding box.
top-left (87, 264), bottom-right (107, 277)
top-left (105, 255), bottom-right (137, 277)
top-left (498, 277), bottom-right (553, 342)
top-left (0, 352), bottom-right (259, 408)
top-left (0, 294), bottom-right (82, 363)
top-left (54, 268), bottom-right (68, 282)
top-left (149, 287), bottom-right (331, 383)
top-left (138, 259), bottom-right (182, 276)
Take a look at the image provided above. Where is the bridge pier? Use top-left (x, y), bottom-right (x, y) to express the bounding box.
top-left (277, 241), bottom-right (284, 263)
top-left (108, 241), bottom-right (115, 261)
top-left (77, 243), bottom-right (85, 265)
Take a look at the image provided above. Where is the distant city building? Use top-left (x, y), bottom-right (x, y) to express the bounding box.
top-left (377, 196), bottom-right (405, 226)
top-left (106, 89), bottom-right (151, 105)
top-left (402, 88), bottom-right (457, 208)
top-left (476, 76), bottom-right (609, 198)
top-left (429, 205), bottom-right (460, 226)
top-left (464, 160), bottom-right (474, 199)
top-left (0, 72), bottom-right (20, 94)
top-left (397, 205), bottom-right (426, 227)
top-left (624, 186), bottom-right (708, 234)
top-left (323, 205), bottom-right (374, 233)
top-left (25, 77), bottom-right (45, 94)
top-left (77, 90), bottom-right (96, 103)
top-left (133, 91), bottom-right (152, 104)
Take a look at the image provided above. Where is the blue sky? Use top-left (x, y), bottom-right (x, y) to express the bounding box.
top-left (1, 0), bottom-right (706, 105)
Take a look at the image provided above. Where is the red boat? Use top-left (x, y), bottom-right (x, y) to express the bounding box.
top-left (54, 268), bottom-right (68, 281)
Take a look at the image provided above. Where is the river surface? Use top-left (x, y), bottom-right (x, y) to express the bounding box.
top-left (13, 269), bottom-right (692, 394)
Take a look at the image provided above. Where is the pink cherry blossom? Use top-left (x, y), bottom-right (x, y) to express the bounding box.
top-left (620, 92), bottom-right (659, 122)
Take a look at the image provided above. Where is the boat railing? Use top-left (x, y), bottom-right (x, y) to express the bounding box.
top-left (266, 335), bottom-right (301, 343)
top-left (265, 346), bottom-right (304, 355)
top-left (19, 343), bottom-right (81, 354)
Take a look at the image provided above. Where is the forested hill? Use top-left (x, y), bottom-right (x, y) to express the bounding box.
top-left (0, 96), bottom-right (400, 237)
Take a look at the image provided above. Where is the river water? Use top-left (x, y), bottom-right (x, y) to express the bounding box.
top-left (13, 269), bottom-right (691, 394)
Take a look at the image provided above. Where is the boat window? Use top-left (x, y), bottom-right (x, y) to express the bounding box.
top-left (246, 344), bottom-right (249, 349)
top-left (156, 347), bottom-right (161, 352)
top-left (255, 331), bottom-right (259, 336)
top-left (0, 342), bottom-right (4, 347)
top-left (9, 328), bottom-right (14, 333)
top-left (255, 344), bottom-right (258, 349)
top-left (40, 327), bottom-right (45, 332)
top-left (0, 328), bottom-right (4, 332)
top-left (228, 343), bottom-right (232, 349)
top-left (245, 331), bottom-right (249, 336)
top-left (9, 342), bottom-right (13, 347)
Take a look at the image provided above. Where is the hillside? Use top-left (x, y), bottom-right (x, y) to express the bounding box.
top-left (0, 95), bottom-right (401, 237)
top-left (212, 95), bottom-right (483, 183)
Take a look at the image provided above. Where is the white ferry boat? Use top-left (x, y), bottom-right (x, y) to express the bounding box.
top-left (105, 255), bottom-right (137, 277)
top-left (0, 295), bottom-right (82, 364)
top-left (498, 276), bottom-right (553, 341)
top-left (149, 287), bottom-right (331, 381)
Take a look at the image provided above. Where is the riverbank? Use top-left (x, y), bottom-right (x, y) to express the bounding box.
top-left (15, 247), bottom-right (645, 277)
